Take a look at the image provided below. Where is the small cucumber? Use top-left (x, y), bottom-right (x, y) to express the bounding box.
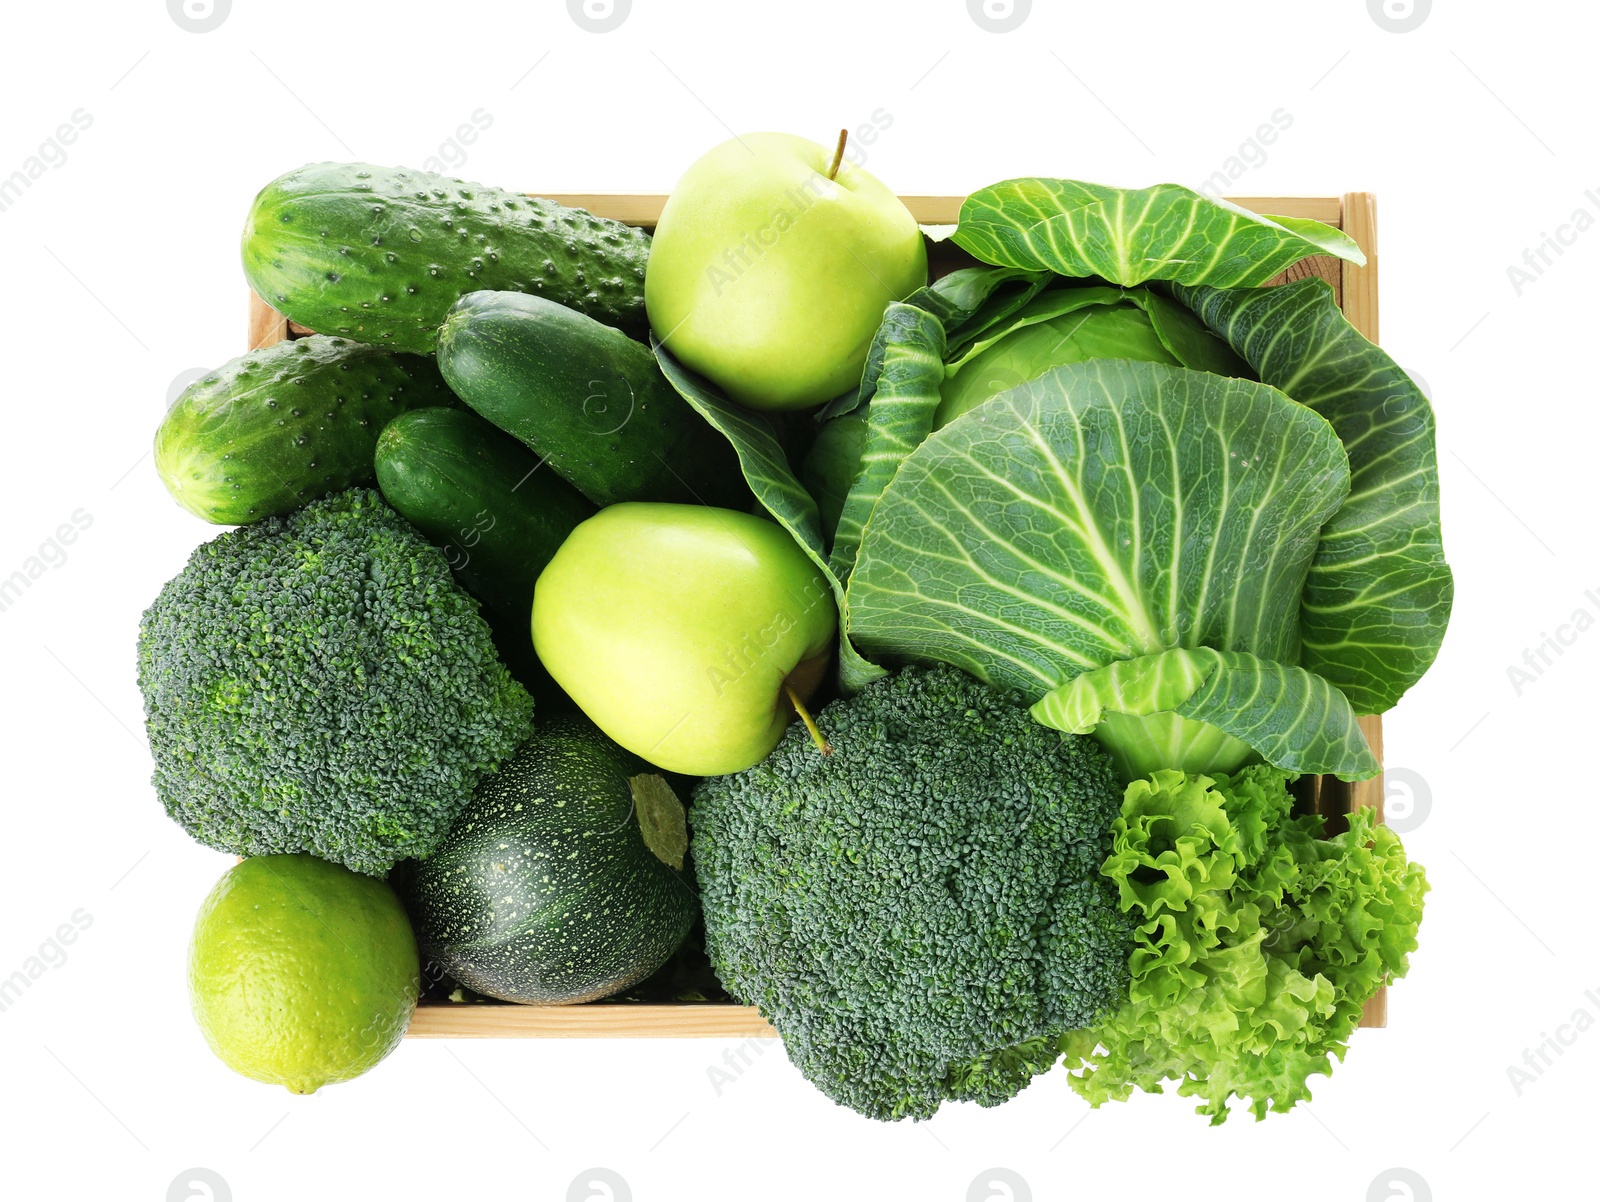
top-left (374, 406), bottom-right (594, 697)
top-left (156, 335), bottom-right (455, 524)
top-left (242, 162), bottom-right (651, 353)
top-left (436, 291), bottom-right (748, 508)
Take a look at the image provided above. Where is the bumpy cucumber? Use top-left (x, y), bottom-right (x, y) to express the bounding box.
top-left (374, 406), bottom-right (594, 697)
top-left (242, 162), bottom-right (651, 353)
top-left (436, 291), bottom-right (748, 508)
top-left (155, 335), bottom-right (455, 524)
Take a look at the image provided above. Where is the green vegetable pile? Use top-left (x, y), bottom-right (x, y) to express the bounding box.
top-left (692, 665), bottom-right (1130, 1121)
top-left (138, 145), bottom-right (1445, 1122)
top-left (662, 176), bottom-right (1444, 1125)
top-left (138, 488), bottom-right (532, 875)
top-left (1061, 766), bottom-right (1428, 1123)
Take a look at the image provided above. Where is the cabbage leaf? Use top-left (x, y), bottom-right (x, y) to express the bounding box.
top-left (1030, 647), bottom-right (1380, 781)
top-left (1174, 279), bottom-right (1453, 713)
top-left (826, 303), bottom-right (947, 581)
top-left (951, 178), bottom-right (1365, 287)
top-left (846, 360), bottom-right (1351, 693)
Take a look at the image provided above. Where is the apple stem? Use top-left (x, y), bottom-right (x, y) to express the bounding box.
top-left (785, 685), bottom-right (833, 756)
top-left (826, 129), bottom-right (848, 181)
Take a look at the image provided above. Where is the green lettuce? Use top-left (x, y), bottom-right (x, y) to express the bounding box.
top-left (1060, 765), bottom-right (1428, 1124)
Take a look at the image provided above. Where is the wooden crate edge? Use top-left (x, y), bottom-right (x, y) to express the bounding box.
top-left (247, 289), bottom-right (288, 352)
top-left (408, 1002), bottom-right (777, 1040)
top-left (1340, 191), bottom-right (1388, 1030)
top-left (525, 193), bottom-right (1344, 229)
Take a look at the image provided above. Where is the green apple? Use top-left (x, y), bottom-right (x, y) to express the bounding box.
top-left (532, 502), bottom-right (838, 776)
top-left (645, 131), bottom-right (928, 411)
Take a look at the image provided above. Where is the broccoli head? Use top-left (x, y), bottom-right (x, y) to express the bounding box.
top-left (690, 664), bottom-right (1131, 1121)
top-left (137, 488), bottom-right (532, 875)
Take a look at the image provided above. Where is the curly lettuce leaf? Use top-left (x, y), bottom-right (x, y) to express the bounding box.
top-left (1062, 765), bottom-right (1429, 1124)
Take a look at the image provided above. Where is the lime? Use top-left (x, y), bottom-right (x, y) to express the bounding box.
top-left (188, 854), bottom-right (419, 1094)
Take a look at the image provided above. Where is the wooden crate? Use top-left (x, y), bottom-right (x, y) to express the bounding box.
top-left (247, 192), bottom-right (1388, 1039)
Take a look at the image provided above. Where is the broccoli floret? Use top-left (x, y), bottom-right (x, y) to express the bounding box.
top-left (137, 488), bottom-right (532, 875)
top-left (690, 664), bottom-right (1132, 1122)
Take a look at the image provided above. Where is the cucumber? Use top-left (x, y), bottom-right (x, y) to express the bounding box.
top-left (436, 291), bottom-right (748, 508)
top-left (373, 406), bottom-right (594, 699)
top-left (403, 716), bottom-right (696, 1005)
top-left (155, 335), bottom-right (455, 524)
top-left (241, 162), bottom-right (651, 353)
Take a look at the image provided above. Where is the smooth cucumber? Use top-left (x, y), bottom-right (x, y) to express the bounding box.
top-left (436, 290), bottom-right (748, 508)
top-left (374, 406), bottom-right (594, 697)
top-left (242, 162), bottom-right (651, 353)
top-left (155, 335), bottom-right (455, 524)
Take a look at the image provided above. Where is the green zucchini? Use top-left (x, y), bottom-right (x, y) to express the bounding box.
top-left (241, 162), bottom-right (651, 353)
top-left (403, 717), bottom-right (696, 1005)
top-left (373, 406), bottom-right (594, 699)
top-left (155, 335), bottom-right (454, 524)
top-left (436, 290), bottom-right (748, 508)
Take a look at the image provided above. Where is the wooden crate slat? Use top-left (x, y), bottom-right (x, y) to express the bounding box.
top-left (536, 193), bottom-right (1345, 230)
top-left (1335, 193), bottom-right (1387, 1029)
top-left (1356, 714), bottom-right (1389, 1028)
top-left (1264, 253), bottom-right (1343, 301)
top-left (408, 1002), bottom-right (776, 1040)
top-left (246, 291), bottom-right (288, 351)
top-left (1340, 191), bottom-right (1380, 343)
top-left (241, 192), bottom-right (1396, 1039)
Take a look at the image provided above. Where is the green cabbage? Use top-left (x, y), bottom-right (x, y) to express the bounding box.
top-left (935, 285), bottom-right (1248, 428)
top-left (812, 181), bottom-right (1451, 718)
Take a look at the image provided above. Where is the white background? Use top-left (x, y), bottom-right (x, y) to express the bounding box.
top-left (0, 1), bottom-right (1591, 1199)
